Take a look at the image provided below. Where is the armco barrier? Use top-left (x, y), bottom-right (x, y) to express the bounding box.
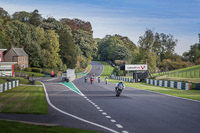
top-left (110, 75), bottom-right (134, 83)
top-left (0, 80), bottom-right (19, 93)
top-left (146, 79), bottom-right (191, 90)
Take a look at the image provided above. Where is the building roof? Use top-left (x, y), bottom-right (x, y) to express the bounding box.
top-left (13, 48), bottom-right (28, 56)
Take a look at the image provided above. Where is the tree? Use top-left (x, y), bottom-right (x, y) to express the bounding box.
top-left (98, 35), bottom-right (130, 61)
top-left (58, 29), bottom-right (78, 69)
top-left (29, 9), bottom-right (42, 27)
top-left (74, 30), bottom-right (97, 59)
top-left (0, 7), bottom-right (10, 21)
top-left (42, 30), bottom-right (63, 69)
top-left (12, 11), bottom-right (31, 22)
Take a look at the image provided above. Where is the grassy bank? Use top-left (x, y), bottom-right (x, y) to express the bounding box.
top-left (0, 77), bottom-right (41, 85)
top-left (15, 70), bottom-right (45, 77)
top-left (155, 75), bottom-right (200, 83)
top-left (0, 120), bottom-right (97, 133)
top-left (98, 61), bottom-right (200, 101)
top-left (152, 65), bottom-right (200, 79)
top-left (76, 64), bottom-right (92, 79)
top-left (94, 61), bottom-right (114, 79)
top-left (0, 86), bottom-right (47, 114)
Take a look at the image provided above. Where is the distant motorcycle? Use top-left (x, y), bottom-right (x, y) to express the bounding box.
top-left (105, 77), bottom-right (108, 84)
top-left (105, 79), bottom-right (108, 84)
top-left (98, 77), bottom-right (101, 83)
top-left (90, 78), bottom-right (94, 84)
top-left (85, 77), bottom-right (87, 83)
top-left (115, 85), bottom-right (124, 97)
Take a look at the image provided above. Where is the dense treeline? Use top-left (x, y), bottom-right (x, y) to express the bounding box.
top-left (97, 30), bottom-right (191, 72)
top-left (0, 7), bottom-right (97, 71)
top-left (0, 7), bottom-right (197, 73)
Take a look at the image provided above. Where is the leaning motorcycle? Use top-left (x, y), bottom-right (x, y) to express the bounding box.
top-left (115, 85), bottom-right (123, 97)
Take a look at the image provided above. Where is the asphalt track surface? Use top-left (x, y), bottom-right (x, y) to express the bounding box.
top-left (0, 61), bottom-right (200, 133)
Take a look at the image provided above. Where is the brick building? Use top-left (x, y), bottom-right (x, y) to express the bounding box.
top-left (4, 47), bottom-right (29, 70)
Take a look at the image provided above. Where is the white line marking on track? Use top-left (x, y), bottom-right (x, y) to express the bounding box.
top-left (106, 116), bottom-right (111, 119)
top-left (99, 110), bottom-right (103, 112)
top-left (116, 124), bottom-right (123, 128)
top-left (96, 107), bottom-right (100, 109)
top-left (102, 112), bottom-right (107, 115)
top-left (40, 81), bottom-right (120, 133)
top-left (122, 131), bottom-right (129, 133)
top-left (111, 120), bottom-right (116, 123)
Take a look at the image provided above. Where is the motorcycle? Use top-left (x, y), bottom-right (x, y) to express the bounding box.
top-left (98, 77), bottom-right (101, 83)
top-left (85, 77), bottom-right (87, 83)
top-left (115, 85), bottom-right (124, 97)
top-left (105, 78), bottom-right (108, 84)
top-left (90, 78), bottom-right (94, 84)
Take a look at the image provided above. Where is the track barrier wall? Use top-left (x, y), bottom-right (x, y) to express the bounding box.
top-left (0, 80), bottom-right (19, 93)
top-left (145, 79), bottom-right (192, 90)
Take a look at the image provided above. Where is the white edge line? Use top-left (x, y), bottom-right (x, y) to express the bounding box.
top-left (39, 81), bottom-right (119, 133)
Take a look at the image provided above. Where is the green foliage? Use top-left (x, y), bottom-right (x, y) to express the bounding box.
top-left (0, 120), bottom-right (98, 133)
top-left (183, 43), bottom-right (200, 65)
top-left (138, 29), bottom-right (178, 70)
top-left (74, 30), bottom-right (97, 59)
top-left (58, 29), bottom-right (77, 69)
top-left (98, 35), bottom-right (131, 61)
top-left (31, 68), bottom-right (42, 73)
top-left (24, 67), bottom-right (32, 72)
top-left (0, 77), bottom-right (7, 84)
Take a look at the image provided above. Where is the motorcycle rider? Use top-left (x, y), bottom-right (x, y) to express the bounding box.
top-left (85, 77), bottom-right (87, 83)
top-left (98, 76), bottom-right (101, 83)
top-left (105, 77), bottom-right (108, 84)
top-left (115, 80), bottom-right (125, 90)
top-left (90, 77), bottom-right (94, 84)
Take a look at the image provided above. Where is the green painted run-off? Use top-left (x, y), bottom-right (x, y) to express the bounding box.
top-left (62, 82), bottom-right (81, 94)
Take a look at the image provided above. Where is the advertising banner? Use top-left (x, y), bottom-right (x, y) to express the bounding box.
top-left (125, 64), bottom-right (148, 71)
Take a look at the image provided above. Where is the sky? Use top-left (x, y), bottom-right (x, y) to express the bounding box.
top-left (0, 0), bottom-right (200, 55)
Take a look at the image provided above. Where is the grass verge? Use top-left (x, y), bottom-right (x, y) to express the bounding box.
top-left (98, 61), bottom-right (200, 101)
top-left (0, 86), bottom-right (47, 114)
top-left (155, 75), bottom-right (200, 83)
top-left (0, 77), bottom-right (41, 85)
top-left (94, 61), bottom-right (114, 79)
top-left (15, 70), bottom-right (45, 77)
top-left (0, 120), bottom-right (97, 133)
top-left (76, 64), bottom-right (92, 79)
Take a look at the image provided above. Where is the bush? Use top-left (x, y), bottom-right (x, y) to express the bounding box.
top-left (24, 67), bottom-right (32, 72)
top-left (31, 68), bottom-right (42, 73)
